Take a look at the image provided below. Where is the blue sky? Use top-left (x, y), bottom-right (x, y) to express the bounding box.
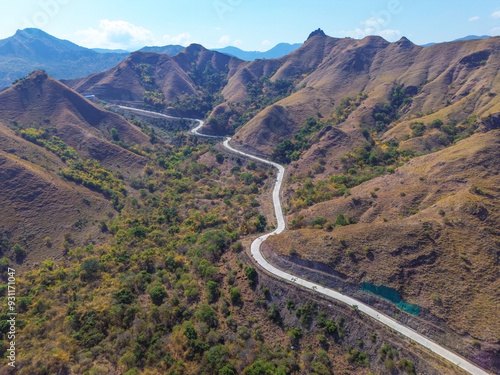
top-left (1, 0), bottom-right (500, 50)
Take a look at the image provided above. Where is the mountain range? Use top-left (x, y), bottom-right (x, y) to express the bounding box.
top-left (0, 29), bottom-right (302, 89)
top-left (0, 28), bottom-right (129, 88)
top-left (212, 43), bottom-right (302, 60)
top-left (421, 34), bottom-right (491, 47)
top-left (1, 28), bottom-right (491, 90)
top-left (0, 27), bottom-right (499, 373)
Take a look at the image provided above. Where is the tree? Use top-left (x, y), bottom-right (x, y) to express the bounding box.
top-left (219, 365), bottom-right (236, 375)
top-left (229, 287), bottom-right (242, 305)
top-left (267, 303), bottom-right (281, 324)
top-left (184, 321), bottom-right (197, 340)
top-left (149, 285), bottom-right (167, 306)
top-left (110, 128), bottom-right (119, 141)
top-left (254, 215), bottom-right (267, 232)
top-left (205, 345), bottom-right (230, 372)
top-left (325, 319), bottom-right (337, 334)
top-left (195, 303), bottom-right (218, 328)
top-left (430, 119), bottom-right (443, 129)
top-left (334, 213), bottom-right (348, 227)
top-left (206, 280), bottom-right (219, 303)
top-left (410, 122), bottom-right (425, 137)
top-left (80, 258), bottom-right (100, 280)
top-left (12, 244), bottom-right (26, 262)
top-left (244, 360), bottom-right (276, 375)
top-left (244, 266), bottom-right (257, 286)
top-left (114, 288), bottom-right (135, 305)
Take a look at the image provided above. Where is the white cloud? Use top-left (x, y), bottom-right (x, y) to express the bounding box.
top-left (468, 16), bottom-right (480, 22)
top-left (340, 17), bottom-right (401, 42)
top-left (262, 39), bottom-right (271, 46)
top-left (379, 29), bottom-right (402, 40)
top-left (163, 32), bottom-right (192, 45)
top-left (492, 26), bottom-right (500, 34)
top-left (75, 19), bottom-right (157, 50)
top-left (363, 17), bottom-right (384, 28)
top-left (218, 34), bottom-right (231, 45)
top-left (233, 39), bottom-right (242, 47)
top-left (492, 10), bottom-right (500, 18)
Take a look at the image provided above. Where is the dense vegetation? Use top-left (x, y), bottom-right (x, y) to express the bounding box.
top-left (372, 84), bottom-right (413, 133)
top-left (1, 124), bottom-right (305, 373)
top-left (166, 62), bottom-right (229, 117)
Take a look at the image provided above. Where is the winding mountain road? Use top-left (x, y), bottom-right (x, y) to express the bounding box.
top-left (118, 105), bottom-right (491, 375)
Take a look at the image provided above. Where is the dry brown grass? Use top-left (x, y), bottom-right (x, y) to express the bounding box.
top-left (234, 35), bottom-right (500, 158)
top-left (267, 130), bottom-right (500, 344)
top-left (0, 149), bottom-right (113, 266)
top-left (0, 70), bottom-right (150, 173)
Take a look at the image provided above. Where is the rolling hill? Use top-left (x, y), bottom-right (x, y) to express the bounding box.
top-left (65, 44), bottom-right (245, 116)
top-left (265, 129), bottom-right (500, 368)
top-left (230, 31), bottom-right (500, 157)
top-left (0, 70), bottom-right (152, 264)
top-left (0, 70), bottom-right (149, 171)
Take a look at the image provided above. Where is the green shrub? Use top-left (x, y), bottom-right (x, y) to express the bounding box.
top-left (195, 303), bottom-right (218, 328)
top-left (267, 303), bottom-right (281, 324)
top-left (410, 122), bottom-right (425, 137)
top-left (229, 287), bottom-right (242, 305)
top-left (149, 285), bottom-right (167, 306)
top-left (206, 280), bottom-right (219, 303)
top-left (12, 244), bottom-right (26, 261)
top-left (244, 266), bottom-right (257, 286)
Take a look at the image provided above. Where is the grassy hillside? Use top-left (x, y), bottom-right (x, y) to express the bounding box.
top-left (66, 45), bottom-right (244, 118)
top-left (0, 145), bottom-right (114, 266)
top-left (265, 129), bottom-right (500, 371)
top-left (0, 70), bottom-right (150, 174)
top-left (0, 71), bottom-right (157, 264)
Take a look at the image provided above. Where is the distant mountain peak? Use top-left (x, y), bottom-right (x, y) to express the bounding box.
top-left (184, 43), bottom-right (208, 53)
top-left (0, 28), bottom-right (131, 88)
top-left (28, 69), bottom-right (49, 79)
top-left (16, 28), bottom-right (46, 36)
top-left (14, 28), bottom-right (56, 41)
top-left (395, 36), bottom-right (415, 48)
top-left (307, 28), bottom-right (326, 40)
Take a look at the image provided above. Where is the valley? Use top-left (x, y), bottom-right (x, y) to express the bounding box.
top-left (0, 25), bottom-right (498, 375)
